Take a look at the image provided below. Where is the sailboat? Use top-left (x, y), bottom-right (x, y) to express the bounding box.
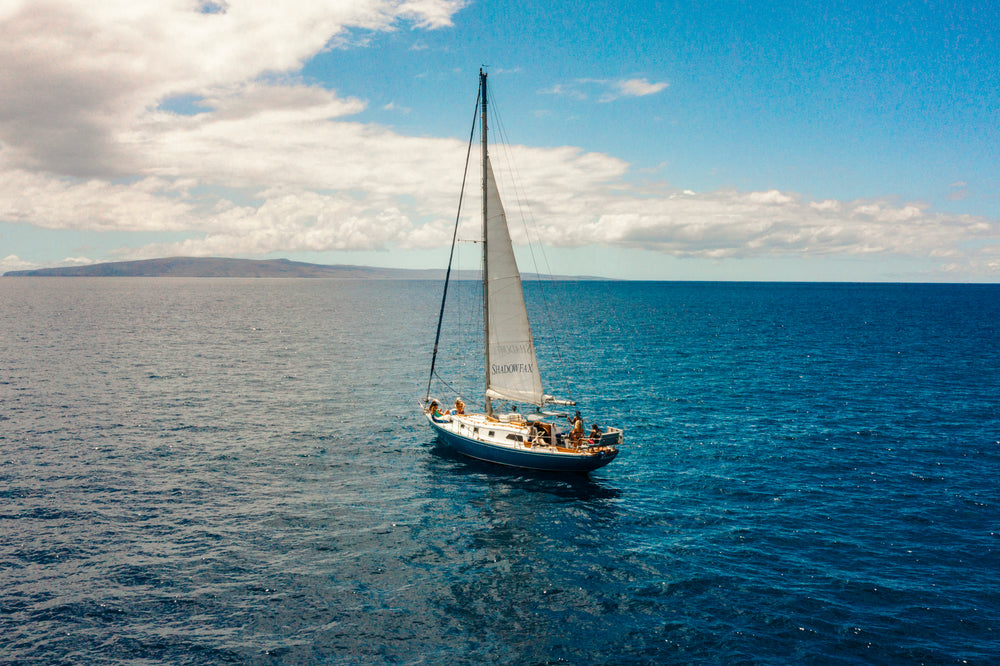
top-left (422, 70), bottom-right (621, 473)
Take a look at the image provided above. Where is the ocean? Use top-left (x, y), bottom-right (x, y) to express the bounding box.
top-left (1, 278), bottom-right (997, 664)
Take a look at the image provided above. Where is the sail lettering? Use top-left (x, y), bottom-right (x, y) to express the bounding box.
top-left (492, 362), bottom-right (533, 376)
top-left (491, 342), bottom-right (534, 356)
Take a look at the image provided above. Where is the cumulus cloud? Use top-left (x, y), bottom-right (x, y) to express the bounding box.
top-left (0, 0), bottom-right (464, 175)
top-left (0, 165), bottom-right (198, 232)
top-left (130, 192), bottom-right (415, 258)
top-left (0, 0), bottom-right (469, 257)
top-left (556, 190), bottom-right (999, 261)
top-left (0, 1), bottom-right (997, 278)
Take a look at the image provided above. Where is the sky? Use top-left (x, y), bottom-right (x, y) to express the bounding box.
top-left (1, 0), bottom-right (998, 281)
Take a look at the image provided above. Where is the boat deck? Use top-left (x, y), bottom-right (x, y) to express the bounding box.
top-left (430, 410), bottom-right (620, 456)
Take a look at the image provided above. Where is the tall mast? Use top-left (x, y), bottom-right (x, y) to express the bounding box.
top-left (480, 68), bottom-right (492, 416)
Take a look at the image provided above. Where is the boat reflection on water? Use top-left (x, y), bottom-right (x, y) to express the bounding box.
top-left (425, 438), bottom-right (623, 503)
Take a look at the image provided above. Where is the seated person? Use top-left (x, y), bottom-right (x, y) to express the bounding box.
top-left (529, 421), bottom-right (550, 447)
top-left (428, 400), bottom-right (448, 421)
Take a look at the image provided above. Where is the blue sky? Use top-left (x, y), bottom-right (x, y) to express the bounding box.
top-left (1, 0), bottom-right (998, 281)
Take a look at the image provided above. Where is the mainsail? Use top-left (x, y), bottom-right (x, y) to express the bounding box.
top-left (483, 157), bottom-right (544, 405)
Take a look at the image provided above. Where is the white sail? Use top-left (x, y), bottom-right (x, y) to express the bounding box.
top-left (484, 157), bottom-right (544, 405)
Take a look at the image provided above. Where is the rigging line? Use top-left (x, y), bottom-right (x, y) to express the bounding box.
top-left (431, 369), bottom-right (464, 399)
top-left (425, 84), bottom-right (481, 404)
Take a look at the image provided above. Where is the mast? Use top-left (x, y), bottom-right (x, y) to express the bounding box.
top-left (481, 69), bottom-right (492, 416)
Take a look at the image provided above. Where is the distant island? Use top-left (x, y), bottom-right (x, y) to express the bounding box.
top-left (3, 256), bottom-right (594, 280)
top-left (3, 257), bottom-right (457, 278)
top-left (2, 257), bottom-right (435, 278)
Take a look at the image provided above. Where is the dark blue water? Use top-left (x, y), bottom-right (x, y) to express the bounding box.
top-left (1, 278), bottom-right (998, 664)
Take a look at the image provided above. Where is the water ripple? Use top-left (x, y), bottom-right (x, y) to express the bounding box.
top-left (1, 279), bottom-right (998, 663)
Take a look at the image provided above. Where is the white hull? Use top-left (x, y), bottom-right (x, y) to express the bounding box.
top-left (426, 411), bottom-right (620, 473)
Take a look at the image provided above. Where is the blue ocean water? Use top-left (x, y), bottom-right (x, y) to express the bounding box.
top-left (1, 278), bottom-right (998, 664)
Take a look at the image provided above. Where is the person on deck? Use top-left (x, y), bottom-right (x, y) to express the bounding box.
top-left (527, 421), bottom-right (541, 445)
top-left (454, 397), bottom-right (465, 415)
top-left (568, 411), bottom-right (584, 446)
top-left (589, 423), bottom-right (602, 443)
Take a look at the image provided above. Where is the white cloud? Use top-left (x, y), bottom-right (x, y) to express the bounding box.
top-left (0, 1), bottom-right (997, 279)
top-left (518, 186), bottom-right (1000, 265)
top-left (60, 256), bottom-right (97, 266)
top-left (0, 0), bottom-right (464, 175)
top-left (0, 254), bottom-right (37, 274)
top-left (0, 0), bottom-right (469, 256)
top-left (0, 164), bottom-right (198, 232)
top-left (541, 77), bottom-right (670, 102)
top-left (602, 78), bottom-right (669, 101)
top-left (125, 192), bottom-right (415, 258)
top-left (0, 253), bottom-right (96, 274)
top-left (538, 82), bottom-right (588, 100)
